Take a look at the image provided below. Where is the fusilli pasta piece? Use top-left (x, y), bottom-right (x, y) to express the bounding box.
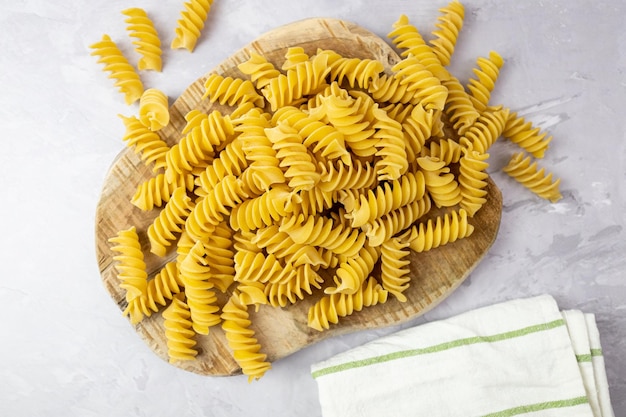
top-left (458, 107), bottom-right (509, 153)
top-left (90, 34), bottom-right (144, 104)
top-left (279, 213), bottom-right (367, 259)
top-left (502, 111), bottom-right (553, 158)
top-left (162, 293), bottom-right (198, 363)
top-left (373, 107), bottom-right (408, 181)
top-left (316, 160), bottom-right (378, 193)
top-left (147, 187), bottom-right (195, 256)
top-left (194, 138), bottom-right (249, 197)
top-left (343, 171), bottom-right (426, 228)
top-left (265, 123), bottom-right (321, 192)
top-left (185, 175), bottom-right (249, 241)
top-left (229, 185), bottom-right (292, 232)
top-left (165, 110), bottom-right (234, 182)
top-left (325, 244), bottom-right (380, 295)
top-left (262, 53), bottom-right (330, 111)
top-left (387, 14), bottom-right (448, 80)
top-left (401, 208), bottom-right (474, 252)
top-left (417, 156), bottom-right (462, 208)
top-left (171, 0), bottom-right (214, 52)
top-left (429, 0), bottom-right (465, 67)
top-left (380, 237), bottom-right (411, 302)
top-left (221, 292), bottom-right (271, 382)
top-left (467, 51), bottom-right (504, 112)
top-left (363, 195), bottom-right (433, 247)
top-left (122, 8), bottom-right (162, 71)
top-left (328, 56), bottom-right (385, 89)
top-left (420, 138), bottom-right (463, 165)
top-left (442, 76), bottom-right (480, 135)
top-left (264, 264), bottom-right (325, 307)
top-left (458, 149), bottom-right (490, 216)
top-left (202, 73), bottom-right (265, 107)
top-left (502, 152), bottom-right (562, 202)
top-left (138, 88), bottom-right (170, 131)
top-left (237, 52), bottom-right (281, 89)
top-left (308, 276), bottom-right (388, 331)
top-left (179, 240), bottom-right (221, 335)
top-left (281, 46), bottom-right (310, 70)
top-left (108, 226), bottom-right (148, 307)
top-left (392, 56), bottom-right (448, 111)
top-left (119, 115), bottom-right (170, 172)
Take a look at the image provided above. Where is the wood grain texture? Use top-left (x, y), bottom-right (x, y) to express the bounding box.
top-left (95, 18), bottom-right (502, 377)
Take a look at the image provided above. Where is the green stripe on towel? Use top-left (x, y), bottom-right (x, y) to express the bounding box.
top-left (312, 319), bottom-right (565, 379)
top-left (576, 354), bottom-right (592, 363)
top-left (590, 348), bottom-right (603, 357)
top-left (480, 395), bottom-right (589, 417)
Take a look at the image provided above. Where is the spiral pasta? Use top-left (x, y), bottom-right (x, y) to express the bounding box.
top-left (138, 88), bottom-right (170, 132)
top-left (387, 14), bottom-right (448, 80)
top-left (147, 187), bottom-right (195, 256)
top-left (401, 104), bottom-right (434, 162)
top-left (171, 0), bottom-right (214, 52)
top-left (264, 264), bottom-right (325, 307)
top-left (185, 175), bottom-right (249, 241)
top-left (316, 160), bottom-right (378, 193)
top-left (502, 111), bottom-right (553, 158)
top-left (373, 107), bottom-right (408, 181)
top-left (238, 52), bottom-right (281, 89)
top-left (221, 292), bottom-right (271, 382)
top-left (229, 185), bottom-right (292, 232)
top-left (442, 76), bottom-right (480, 135)
top-left (458, 107), bottom-right (509, 154)
top-left (392, 56), bottom-right (448, 111)
top-left (119, 115), bottom-right (170, 172)
top-left (165, 110), bottom-right (235, 182)
top-left (279, 213), bottom-right (367, 259)
top-left (179, 240), bottom-right (222, 334)
top-left (327, 56), bottom-right (384, 89)
top-left (194, 138), bottom-right (249, 197)
top-left (252, 225), bottom-right (324, 267)
top-left (417, 156), bottom-right (462, 208)
top-left (458, 149), bottom-right (490, 216)
top-left (163, 293), bottom-right (198, 363)
top-left (108, 226), bottom-right (148, 305)
top-left (402, 208), bottom-right (474, 252)
top-left (343, 171), bottom-right (426, 228)
top-left (380, 237), bottom-right (411, 302)
top-left (261, 53), bottom-right (330, 111)
top-left (273, 104), bottom-right (350, 163)
top-left (265, 123), bottom-right (321, 192)
top-left (467, 51), bottom-right (505, 112)
top-left (235, 108), bottom-right (285, 192)
top-left (308, 276), bottom-right (388, 331)
top-left (325, 244), bottom-right (380, 295)
top-left (281, 46), bottom-right (311, 71)
top-left (122, 8), bottom-right (162, 72)
top-left (90, 34), bottom-right (144, 104)
top-left (503, 152), bottom-right (562, 202)
top-left (133, 261), bottom-right (183, 320)
top-left (420, 138), bottom-right (464, 165)
top-left (429, 0), bottom-right (465, 67)
top-left (363, 195), bottom-right (433, 247)
top-left (203, 73), bottom-right (265, 107)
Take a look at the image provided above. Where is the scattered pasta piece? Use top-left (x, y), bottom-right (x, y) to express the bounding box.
top-left (171, 0), bottom-right (215, 52)
top-left (122, 8), bottom-right (163, 72)
top-left (503, 152), bottom-right (562, 202)
top-left (139, 88), bottom-right (170, 131)
top-left (90, 34), bottom-right (144, 104)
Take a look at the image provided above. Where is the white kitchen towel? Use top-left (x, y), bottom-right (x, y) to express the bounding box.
top-left (311, 295), bottom-right (615, 417)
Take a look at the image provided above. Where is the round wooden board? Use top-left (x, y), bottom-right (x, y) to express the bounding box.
top-left (95, 17), bottom-right (503, 377)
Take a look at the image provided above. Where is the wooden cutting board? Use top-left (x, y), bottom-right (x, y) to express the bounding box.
top-left (95, 17), bottom-right (503, 377)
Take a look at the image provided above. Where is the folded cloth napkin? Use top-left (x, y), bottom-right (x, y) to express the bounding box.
top-left (311, 295), bottom-right (615, 417)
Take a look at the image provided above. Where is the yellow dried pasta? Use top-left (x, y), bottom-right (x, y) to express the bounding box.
top-left (104, 0), bottom-right (567, 379)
